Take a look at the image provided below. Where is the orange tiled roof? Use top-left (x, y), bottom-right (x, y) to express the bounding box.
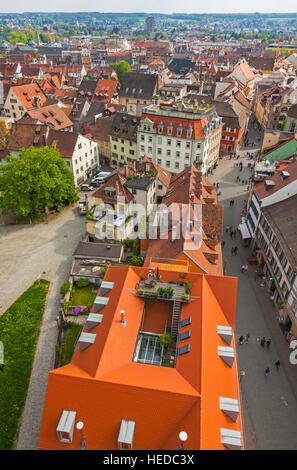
top-left (37, 265), bottom-right (242, 451)
top-left (24, 103), bottom-right (73, 130)
top-left (144, 166), bottom-right (223, 275)
top-left (140, 111), bottom-right (208, 140)
top-left (11, 83), bottom-right (47, 109)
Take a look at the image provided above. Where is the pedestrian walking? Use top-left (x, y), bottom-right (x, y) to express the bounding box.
top-left (266, 339), bottom-right (271, 349)
top-left (274, 360), bottom-right (280, 369)
top-left (245, 332), bottom-right (250, 342)
top-left (254, 270), bottom-right (258, 280)
top-left (217, 182), bottom-right (219, 188)
top-left (226, 226), bottom-right (229, 233)
top-left (260, 337), bottom-right (266, 347)
top-left (231, 247), bottom-right (234, 255)
top-left (230, 230), bottom-right (233, 238)
top-left (234, 247), bottom-right (238, 255)
top-left (239, 336), bottom-right (244, 345)
top-left (242, 180), bottom-right (245, 185)
top-left (265, 367), bottom-right (271, 376)
top-left (241, 265), bottom-right (245, 273)
top-left (222, 241), bottom-right (225, 249)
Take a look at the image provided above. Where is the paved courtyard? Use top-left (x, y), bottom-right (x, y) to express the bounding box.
top-left (208, 123), bottom-right (297, 450)
top-left (0, 203), bottom-right (86, 449)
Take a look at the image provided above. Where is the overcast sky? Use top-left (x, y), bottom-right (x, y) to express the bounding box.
top-left (0, 0), bottom-right (297, 14)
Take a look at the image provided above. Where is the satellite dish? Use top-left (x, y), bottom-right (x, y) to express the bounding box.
top-left (179, 431), bottom-right (188, 442)
top-left (76, 421), bottom-right (84, 430)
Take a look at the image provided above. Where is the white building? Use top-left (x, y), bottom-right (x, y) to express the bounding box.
top-left (137, 103), bottom-right (222, 175)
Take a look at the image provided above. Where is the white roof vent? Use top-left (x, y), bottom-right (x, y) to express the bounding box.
top-left (78, 332), bottom-right (96, 351)
top-left (218, 346), bottom-right (235, 367)
top-left (94, 296), bottom-right (109, 312)
top-left (281, 170), bottom-right (290, 179)
top-left (117, 419), bottom-right (135, 450)
top-left (86, 313), bottom-right (103, 331)
top-left (100, 281), bottom-right (114, 296)
top-left (217, 325), bottom-right (233, 345)
top-left (219, 397), bottom-right (240, 422)
top-left (220, 428), bottom-right (242, 450)
top-left (56, 410), bottom-right (76, 443)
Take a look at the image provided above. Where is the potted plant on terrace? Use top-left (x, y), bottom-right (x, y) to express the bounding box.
top-left (185, 281), bottom-right (192, 293)
top-left (159, 332), bottom-right (173, 349)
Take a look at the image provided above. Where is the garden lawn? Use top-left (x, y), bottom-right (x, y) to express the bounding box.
top-left (60, 323), bottom-right (82, 367)
top-left (71, 285), bottom-right (97, 307)
top-left (0, 279), bottom-right (50, 450)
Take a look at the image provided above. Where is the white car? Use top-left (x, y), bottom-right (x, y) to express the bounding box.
top-left (93, 172), bottom-right (111, 184)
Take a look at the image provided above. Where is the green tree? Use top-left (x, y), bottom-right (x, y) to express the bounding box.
top-left (115, 60), bottom-right (131, 84)
top-left (0, 146), bottom-right (78, 221)
top-left (0, 120), bottom-right (9, 150)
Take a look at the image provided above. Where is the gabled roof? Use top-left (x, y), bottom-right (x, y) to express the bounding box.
top-left (47, 129), bottom-right (79, 158)
top-left (10, 83), bottom-right (47, 109)
top-left (93, 173), bottom-right (134, 204)
top-left (88, 116), bottom-right (113, 142)
top-left (6, 122), bottom-right (49, 151)
top-left (119, 72), bottom-right (157, 100)
top-left (110, 112), bottom-right (140, 142)
top-left (253, 159), bottom-right (297, 200)
top-left (144, 166), bottom-right (223, 275)
top-left (22, 103), bottom-right (73, 130)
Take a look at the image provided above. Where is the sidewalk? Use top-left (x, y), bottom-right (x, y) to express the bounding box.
top-left (213, 144), bottom-right (297, 450)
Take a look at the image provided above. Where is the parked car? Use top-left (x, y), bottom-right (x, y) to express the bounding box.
top-left (93, 171), bottom-right (111, 184)
top-left (91, 180), bottom-right (102, 187)
top-left (80, 184), bottom-right (94, 191)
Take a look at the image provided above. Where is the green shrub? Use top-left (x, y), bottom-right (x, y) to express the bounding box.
top-left (129, 255), bottom-right (143, 266)
top-left (60, 282), bottom-right (70, 295)
top-left (0, 279), bottom-right (50, 449)
top-left (76, 278), bottom-right (90, 288)
top-left (185, 281), bottom-right (192, 291)
top-left (159, 332), bottom-right (173, 348)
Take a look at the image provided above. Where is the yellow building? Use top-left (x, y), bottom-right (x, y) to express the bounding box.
top-left (109, 113), bottom-right (140, 168)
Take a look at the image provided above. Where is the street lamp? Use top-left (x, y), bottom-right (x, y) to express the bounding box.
top-left (176, 431), bottom-right (188, 450)
top-left (76, 421), bottom-right (87, 450)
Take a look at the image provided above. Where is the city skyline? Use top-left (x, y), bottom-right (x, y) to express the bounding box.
top-left (0, 1), bottom-right (297, 14)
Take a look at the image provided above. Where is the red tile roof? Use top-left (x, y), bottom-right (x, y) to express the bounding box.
top-left (140, 111), bottom-right (209, 140)
top-left (253, 159), bottom-right (297, 200)
top-left (11, 83), bottom-right (47, 109)
top-left (23, 104), bottom-right (73, 130)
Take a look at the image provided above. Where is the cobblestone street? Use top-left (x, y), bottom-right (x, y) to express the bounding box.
top-left (208, 123), bottom-right (297, 450)
top-left (0, 203), bottom-right (86, 449)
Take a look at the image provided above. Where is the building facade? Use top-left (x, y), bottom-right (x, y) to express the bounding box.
top-left (137, 103), bottom-right (222, 175)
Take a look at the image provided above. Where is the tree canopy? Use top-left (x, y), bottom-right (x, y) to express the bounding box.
top-left (115, 60), bottom-right (131, 84)
top-left (0, 146), bottom-right (78, 221)
top-left (0, 120), bottom-right (8, 151)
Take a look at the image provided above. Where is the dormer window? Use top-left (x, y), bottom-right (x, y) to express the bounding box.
top-left (177, 124), bottom-right (183, 137)
top-left (187, 125), bottom-right (193, 138)
top-left (158, 121), bottom-right (164, 134)
top-left (167, 123), bottom-right (173, 136)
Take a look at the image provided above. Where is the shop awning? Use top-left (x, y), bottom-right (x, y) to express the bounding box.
top-left (238, 223), bottom-right (251, 239)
